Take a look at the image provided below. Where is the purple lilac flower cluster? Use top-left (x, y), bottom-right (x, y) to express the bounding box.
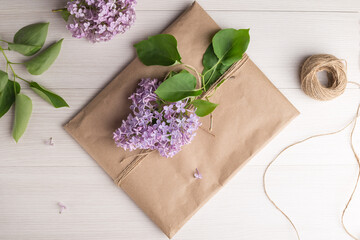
top-left (66, 0), bottom-right (136, 42)
top-left (113, 78), bottom-right (201, 158)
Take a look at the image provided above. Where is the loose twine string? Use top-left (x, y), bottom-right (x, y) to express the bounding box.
top-left (263, 54), bottom-right (360, 240)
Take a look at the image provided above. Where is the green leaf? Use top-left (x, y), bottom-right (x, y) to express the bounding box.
top-left (134, 34), bottom-right (181, 66)
top-left (165, 71), bottom-right (177, 80)
top-left (219, 63), bottom-right (229, 74)
top-left (201, 29), bottom-right (250, 90)
top-left (203, 63), bottom-right (229, 89)
top-left (25, 39), bottom-right (63, 75)
top-left (0, 70), bottom-right (8, 93)
top-left (155, 70), bottom-right (202, 102)
top-left (202, 44), bottom-right (229, 89)
top-left (0, 80), bottom-right (20, 118)
top-left (212, 28), bottom-right (250, 66)
top-left (12, 93), bottom-right (32, 143)
top-left (14, 22), bottom-right (49, 46)
top-left (202, 44), bottom-right (220, 89)
top-left (10, 22), bottom-right (49, 56)
top-left (202, 44), bottom-right (218, 70)
top-left (8, 43), bottom-right (42, 57)
top-left (29, 82), bottom-right (69, 108)
top-left (61, 10), bottom-right (71, 22)
top-left (191, 99), bottom-right (218, 117)
top-left (203, 66), bottom-right (222, 90)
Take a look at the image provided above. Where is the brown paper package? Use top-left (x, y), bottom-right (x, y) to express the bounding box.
top-left (64, 2), bottom-right (299, 238)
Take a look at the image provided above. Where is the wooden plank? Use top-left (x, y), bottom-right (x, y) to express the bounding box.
top-left (0, 11), bottom-right (358, 89)
top-left (0, 165), bottom-right (359, 239)
top-left (2, 0), bottom-right (359, 12)
top-left (1, 2), bottom-right (360, 240)
top-left (144, 0), bottom-right (360, 12)
top-left (1, 88), bottom-right (360, 167)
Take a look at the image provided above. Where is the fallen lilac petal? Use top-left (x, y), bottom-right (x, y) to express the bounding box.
top-left (194, 168), bottom-right (202, 179)
top-left (58, 202), bottom-right (67, 214)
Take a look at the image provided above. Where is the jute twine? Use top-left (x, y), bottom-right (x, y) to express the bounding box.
top-left (300, 54), bottom-right (347, 100)
top-left (114, 55), bottom-right (249, 186)
top-left (264, 54), bottom-right (360, 240)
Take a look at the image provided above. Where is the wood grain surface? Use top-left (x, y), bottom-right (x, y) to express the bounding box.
top-left (0, 1), bottom-right (359, 239)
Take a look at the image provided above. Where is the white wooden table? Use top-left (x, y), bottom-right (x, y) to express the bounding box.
top-left (1, 1), bottom-right (360, 239)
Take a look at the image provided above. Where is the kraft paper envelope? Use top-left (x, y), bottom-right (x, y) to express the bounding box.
top-left (65, 2), bottom-right (299, 238)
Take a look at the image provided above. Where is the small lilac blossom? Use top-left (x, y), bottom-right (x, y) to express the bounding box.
top-left (194, 168), bottom-right (202, 179)
top-left (113, 78), bottom-right (201, 158)
top-left (65, 0), bottom-right (136, 42)
top-left (58, 202), bottom-right (67, 214)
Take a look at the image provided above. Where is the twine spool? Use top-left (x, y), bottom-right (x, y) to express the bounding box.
top-left (300, 54), bottom-right (347, 100)
top-left (264, 54), bottom-right (360, 240)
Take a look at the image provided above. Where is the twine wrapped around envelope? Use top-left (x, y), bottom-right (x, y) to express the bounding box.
top-left (64, 2), bottom-right (299, 238)
top-left (264, 54), bottom-right (360, 240)
top-left (114, 54), bottom-right (250, 186)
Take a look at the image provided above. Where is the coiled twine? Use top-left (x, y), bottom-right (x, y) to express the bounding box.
top-left (264, 54), bottom-right (360, 240)
top-left (300, 54), bottom-right (347, 101)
